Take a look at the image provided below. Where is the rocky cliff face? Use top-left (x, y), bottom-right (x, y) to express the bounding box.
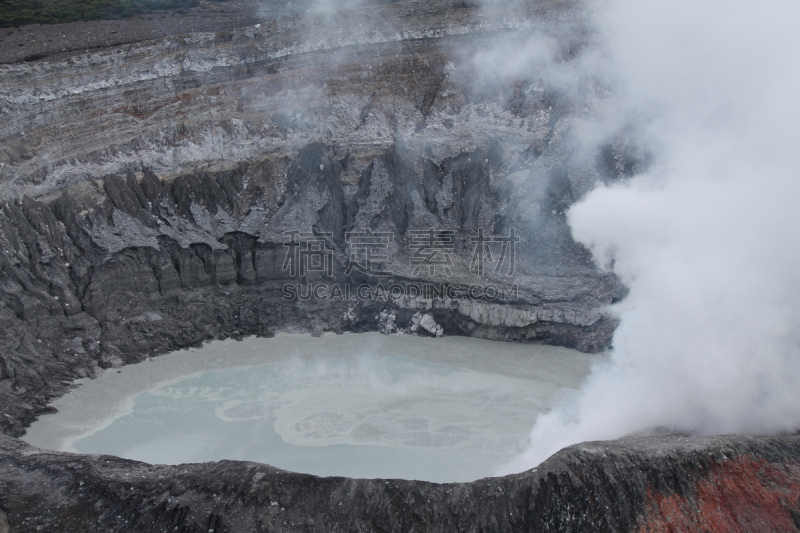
top-left (0, 0), bottom-right (625, 437)
top-left (2, 433), bottom-right (799, 532)
top-left (1, 1), bottom-right (797, 531)
top-left (0, 0), bottom-right (592, 197)
top-left (0, 137), bottom-right (621, 437)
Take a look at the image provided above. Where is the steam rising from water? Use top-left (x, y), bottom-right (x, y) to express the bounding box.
top-left (500, 0), bottom-right (800, 471)
top-left (254, 0), bottom-right (800, 470)
top-left (25, 334), bottom-right (596, 483)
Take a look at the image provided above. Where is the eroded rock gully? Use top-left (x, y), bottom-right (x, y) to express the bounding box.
top-left (0, 1), bottom-right (798, 531)
top-left (0, 141), bottom-right (623, 438)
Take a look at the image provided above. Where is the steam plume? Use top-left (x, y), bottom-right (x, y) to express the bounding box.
top-left (503, 0), bottom-right (800, 470)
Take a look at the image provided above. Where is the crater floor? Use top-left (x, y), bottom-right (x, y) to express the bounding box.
top-left (24, 332), bottom-right (597, 482)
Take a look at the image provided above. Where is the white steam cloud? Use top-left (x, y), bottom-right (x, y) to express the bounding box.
top-left (500, 0), bottom-right (800, 471)
top-left (308, 0), bottom-right (366, 15)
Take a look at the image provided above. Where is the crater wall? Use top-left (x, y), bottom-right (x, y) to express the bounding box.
top-left (2, 1), bottom-right (797, 531)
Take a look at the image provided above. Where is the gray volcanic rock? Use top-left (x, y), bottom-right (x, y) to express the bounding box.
top-left (1, 433), bottom-right (800, 532)
top-left (1, 1), bottom-right (797, 531)
top-left (0, 0), bottom-right (592, 198)
top-left (0, 138), bottom-right (621, 436)
top-left (0, 0), bottom-right (627, 439)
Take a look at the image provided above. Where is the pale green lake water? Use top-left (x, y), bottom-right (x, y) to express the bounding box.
top-left (25, 333), bottom-right (596, 483)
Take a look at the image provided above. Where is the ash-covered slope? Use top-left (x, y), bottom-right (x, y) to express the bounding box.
top-left (0, 0), bottom-right (593, 198)
top-left (1, 433), bottom-right (799, 532)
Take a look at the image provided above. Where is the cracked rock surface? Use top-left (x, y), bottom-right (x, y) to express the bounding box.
top-left (0, 0), bottom-right (799, 531)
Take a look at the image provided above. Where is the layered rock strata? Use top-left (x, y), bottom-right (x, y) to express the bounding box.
top-left (0, 0), bottom-right (624, 437)
top-left (0, 141), bottom-right (621, 437)
top-left (2, 1), bottom-right (797, 532)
